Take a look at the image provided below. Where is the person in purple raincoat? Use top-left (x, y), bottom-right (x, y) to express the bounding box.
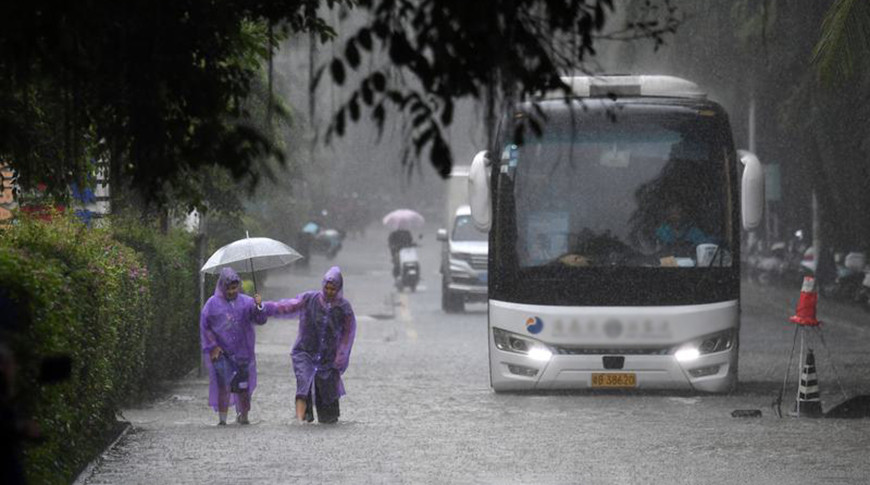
top-left (200, 267), bottom-right (268, 425)
top-left (269, 266), bottom-right (356, 424)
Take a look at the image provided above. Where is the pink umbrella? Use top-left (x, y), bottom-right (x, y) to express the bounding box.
top-left (382, 209), bottom-right (425, 230)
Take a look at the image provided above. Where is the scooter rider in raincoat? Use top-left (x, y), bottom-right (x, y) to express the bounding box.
top-left (388, 229), bottom-right (413, 279)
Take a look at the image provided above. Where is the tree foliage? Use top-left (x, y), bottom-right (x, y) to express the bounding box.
top-left (323, 0), bottom-right (680, 176)
top-left (648, 0), bottom-right (870, 250)
top-left (812, 0), bottom-right (870, 85)
top-left (2, 1), bottom-right (679, 210)
top-left (0, 1), bottom-right (350, 209)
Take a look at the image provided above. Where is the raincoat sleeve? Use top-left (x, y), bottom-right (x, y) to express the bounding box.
top-left (261, 293), bottom-right (309, 319)
top-left (655, 224), bottom-right (675, 244)
top-left (246, 297), bottom-right (269, 325)
top-left (200, 300), bottom-right (219, 353)
top-left (687, 226), bottom-right (712, 245)
top-left (334, 302), bottom-right (357, 373)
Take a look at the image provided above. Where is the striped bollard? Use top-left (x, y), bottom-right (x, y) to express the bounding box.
top-left (795, 349), bottom-right (823, 418)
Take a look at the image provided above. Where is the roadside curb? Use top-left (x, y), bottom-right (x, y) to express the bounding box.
top-left (72, 420), bottom-right (133, 485)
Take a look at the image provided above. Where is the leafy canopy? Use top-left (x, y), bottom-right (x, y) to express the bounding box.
top-left (0, 0), bottom-right (350, 207)
top-left (323, 0), bottom-right (680, 176)
top-left (1, 1), bottom-right (677, 207)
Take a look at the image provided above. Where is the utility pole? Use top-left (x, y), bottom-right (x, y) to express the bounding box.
top-left (812, 191), bottom-right (821, 279)
top-left (748, 96), bottom-right (756, 155)
top-left (305, 28), bottom-right (317, 212)
top-left (196, 210), bottom-right (207, 377)
top-left (309, 29), bottom-right (317, 171)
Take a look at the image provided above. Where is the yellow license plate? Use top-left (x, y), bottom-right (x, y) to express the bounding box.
top-left (591, 373), bottom-right (637, 388)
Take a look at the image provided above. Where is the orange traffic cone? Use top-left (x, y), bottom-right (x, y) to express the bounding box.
top-left (794, 349), bottom-right (823, 417)
top-left (789, 276), bottom-right (820, 326)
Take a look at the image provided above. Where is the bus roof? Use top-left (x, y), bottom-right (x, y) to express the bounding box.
top-left (449, 165), bottom-right (470, 178)
top-left (545, 75), bottom-right (707, 100)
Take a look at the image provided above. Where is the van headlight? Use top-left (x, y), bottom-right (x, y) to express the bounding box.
top-left (492, 327), bottom-right (553, 362)
top-left (672, 329), bottom-right (735, 362)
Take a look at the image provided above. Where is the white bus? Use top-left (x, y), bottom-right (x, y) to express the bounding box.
top-left (467, 75), bottom-right (764, 393)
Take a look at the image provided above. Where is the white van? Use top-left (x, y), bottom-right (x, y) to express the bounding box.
top-left (437, 205), bottom-right (488, 312)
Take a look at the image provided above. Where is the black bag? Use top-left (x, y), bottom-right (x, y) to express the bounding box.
top-left (213, 353), bottom-right (238, 387)
top-left (229, 358), bottom-right (250, 393)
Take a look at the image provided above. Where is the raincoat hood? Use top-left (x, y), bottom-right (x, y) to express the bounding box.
top-left (215, 267), bottom-right (242, 300)
top-left (322, 266), bottom-right (344, 301)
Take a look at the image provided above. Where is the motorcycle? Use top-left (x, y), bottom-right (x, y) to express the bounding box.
top-left (746, 230), bottom-right (811, 287)
top-left (747, 241), bottom-right (789, 285)
top-left (396, 244), bottom-right (420, 292)
top-left (860, 266), bottom-right (870, 312)
top-left (826, 251), bottom-right (866, 303)
top-left (314, 228), bottom-right (345, 259)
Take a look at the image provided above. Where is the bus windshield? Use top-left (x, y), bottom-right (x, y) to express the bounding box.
top-left (507, 103), bottom-right (733, 269)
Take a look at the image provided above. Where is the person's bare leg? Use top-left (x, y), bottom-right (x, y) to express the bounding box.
top-left (295, 398), bottom-right (307, 422)
top-left (218, 389), bottom-right (229, 425)
top-left (236, 392), bottom-right (251, 424)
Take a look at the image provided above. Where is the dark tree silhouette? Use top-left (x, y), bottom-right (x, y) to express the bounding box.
top-left (0, 1), bottom-right (352, 208)
top-left (323, 0), bottom-right (680, 177)
top-left (0, 1), bottom-right (678, 209)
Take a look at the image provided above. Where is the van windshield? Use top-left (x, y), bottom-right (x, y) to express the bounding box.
top-left (453, 215), bottom-right (488, 242)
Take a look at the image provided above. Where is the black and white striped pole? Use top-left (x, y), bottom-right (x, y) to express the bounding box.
top-left (795, 349), bottom-right (822, 417)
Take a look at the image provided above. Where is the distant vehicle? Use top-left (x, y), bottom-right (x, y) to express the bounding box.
top-left (438, 205), bottom-right (488, 312)
top-left (396, 245), bottom-right (421, 292)
top-left (860, 266), bottom-right (870, 311)
top-left (301, 222), bottom-right (345, 260)
top-left (466, 75), bottom-right (765, 393)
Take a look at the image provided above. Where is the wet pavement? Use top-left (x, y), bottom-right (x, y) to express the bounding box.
top-left (78, 225), bottom-right (870, 485)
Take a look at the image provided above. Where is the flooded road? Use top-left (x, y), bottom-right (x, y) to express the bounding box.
top-left (80, 224), bottom-right (870, 485)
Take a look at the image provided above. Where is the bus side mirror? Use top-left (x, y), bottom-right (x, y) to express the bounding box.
top-left (468, 150), bottom-right (492, 231)
top-left (738, 149), bottom-right (764, 230)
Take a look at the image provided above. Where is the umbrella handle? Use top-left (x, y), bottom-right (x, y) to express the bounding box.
top-left (249, 257), bottom-right (258, 295)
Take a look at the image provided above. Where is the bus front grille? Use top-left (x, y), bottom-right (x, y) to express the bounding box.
top-left (552, 346), bottom-right (671, 356)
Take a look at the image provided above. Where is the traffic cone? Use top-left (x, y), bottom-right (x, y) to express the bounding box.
top-left (794, 349), bottom-right (823, 418)
top-left (789, 276), bottom-right (820, 326)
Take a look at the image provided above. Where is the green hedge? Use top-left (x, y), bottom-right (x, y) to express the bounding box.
top-left (0, 212), bottom-right (198, 484)
top-left (111, 217), bottom-right (200, 385)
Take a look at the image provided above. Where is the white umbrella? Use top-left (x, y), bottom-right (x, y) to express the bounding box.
top-left (382, 209), bottom-right (425, 230)
top-left (200, 232), bottom-right (303, 292)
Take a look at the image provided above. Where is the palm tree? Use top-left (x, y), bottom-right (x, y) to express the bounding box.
top-left (812, 0), bottom-right (870, 84)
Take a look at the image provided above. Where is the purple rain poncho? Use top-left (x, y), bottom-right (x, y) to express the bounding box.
top-left (200, 267), bottom-right (268, 412)
top-left (265, 266), bottom-right (357, 406)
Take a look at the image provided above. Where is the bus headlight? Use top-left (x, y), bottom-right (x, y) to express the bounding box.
top-left (492, 327), bottom-right (553, 362)
top-left (673, 329), bottom-right (735, 362)
top-left (675, 348), bottom-right (701, 362)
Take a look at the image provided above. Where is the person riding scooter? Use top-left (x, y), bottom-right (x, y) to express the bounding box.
top-left (388, 229), bottom-right (414, 279)
top-left (396, 243), bottom-right (421, 292)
